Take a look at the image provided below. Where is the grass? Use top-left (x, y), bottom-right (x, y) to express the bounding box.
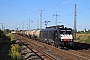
top-left (84, 36), bottom-right (90, 44)
top-left (76, 33), bottom-right (90, 44)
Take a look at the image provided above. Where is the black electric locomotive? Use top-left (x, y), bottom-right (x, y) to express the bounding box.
top-left (39, 25), bottom-right (74, 47)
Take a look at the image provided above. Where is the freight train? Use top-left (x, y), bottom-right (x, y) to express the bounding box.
top-left (16, 25), bottom-right (74, 48)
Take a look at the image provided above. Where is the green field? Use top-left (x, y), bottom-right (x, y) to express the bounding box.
top-left (76, 34), bottom-right (90, 44)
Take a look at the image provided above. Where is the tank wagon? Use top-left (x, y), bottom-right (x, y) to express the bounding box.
top-left (33, 29), bottom-right (40, 40)
top-left (29, 30), bottom-right (36, 39)
top-left (17, 30), bottom-right (25, 36)
top-left (24, 30), bottom-right (30, 37)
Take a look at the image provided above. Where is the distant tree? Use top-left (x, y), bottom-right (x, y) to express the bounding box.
top-left (4, 29), bottom-right (11, 34)
top-left (0, 30), bottom-right (3, 37)
top-left (87, 29), bottom-right (90, 33)
top-left (77, 31), bottom-right (81, 34)
top-left (88, 29), bottom-right (90, 32)
top-left (0, 30), bottom-right (6, 44)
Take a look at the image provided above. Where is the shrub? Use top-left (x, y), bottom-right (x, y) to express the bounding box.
top-left (6, 33), bottom-right (16, 44)
top-left (11, 44), bottom-right (20, 52)
top-left (0, 30), bottom-right (10, 44)
top-left (6, 33), bottom-right (15, 41)
top-left (10, 44), bottom-right (22, 60)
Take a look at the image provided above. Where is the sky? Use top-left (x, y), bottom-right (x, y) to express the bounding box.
top-left (0, 0), bottom-right (90, 31)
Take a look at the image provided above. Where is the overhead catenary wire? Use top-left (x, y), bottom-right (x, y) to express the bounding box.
top-left (57, 5), bottom-right (74, 12)
top-left (0, 2), bottom-right (38, 13)
top-left (60, 7), bottom-right (90, 18)
top-left (77, 16), bottom-right (90, 19)
top-left (77, 8), bottom-right (90, 13)
top-left (0, 1), bottom-right (90, 16)
top-left (1, 1), bottom-right (90, 18)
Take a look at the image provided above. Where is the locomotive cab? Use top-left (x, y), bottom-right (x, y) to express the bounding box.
top-left (59, 28), bottom-right (74, 47)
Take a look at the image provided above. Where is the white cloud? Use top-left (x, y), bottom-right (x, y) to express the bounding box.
top-left (62, 0), bottom-right (71, 4)
top-left (62, 2), bottom-right (69, 4)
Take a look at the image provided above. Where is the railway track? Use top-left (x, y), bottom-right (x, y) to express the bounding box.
top-left (15, 34), bottom-right (90, 60)
top-left (15, 34), bottom-right (56, 60)
top-left (59, 49), bottom-right (90, 60)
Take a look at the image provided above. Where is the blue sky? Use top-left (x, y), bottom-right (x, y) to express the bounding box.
top-left (0, 0), bottom-right (90, 31)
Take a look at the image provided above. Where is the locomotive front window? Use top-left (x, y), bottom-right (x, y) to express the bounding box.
top-left (60, 30), bottom-right (72, 34)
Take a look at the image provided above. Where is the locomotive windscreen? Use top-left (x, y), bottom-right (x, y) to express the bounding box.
top-left (59, 28), bottom-right (72, 34)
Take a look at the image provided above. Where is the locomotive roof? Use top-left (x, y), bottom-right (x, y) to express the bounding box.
top-left (60, 27), bottom-right (72, 30)
top-left (41, 28), bottom-right (58, 31)
top-left (41, 27), bottom-right (72, 31)
top-left (46, 25), bottom-right (64, 28)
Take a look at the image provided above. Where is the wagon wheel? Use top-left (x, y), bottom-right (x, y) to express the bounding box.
top-left (52, 42), bottom-right (55, 46)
